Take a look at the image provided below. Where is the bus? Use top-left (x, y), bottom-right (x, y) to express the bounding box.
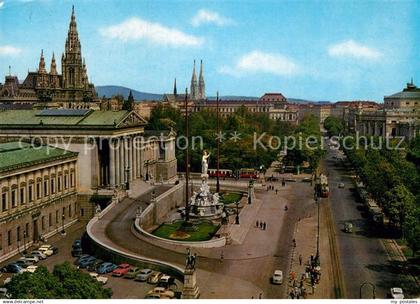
top-left (316, 174), bottom-right (329, 198)
top-left (239, 168), bottom-right (258, 179)
top-left (208, 169), bottom-right (233, 178)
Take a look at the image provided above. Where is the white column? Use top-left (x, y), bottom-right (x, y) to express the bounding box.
top-left (130, 136), bottom-right (135, 180)
top-left (120, 138), bottom-right (125, 186)
top-left (133, 137), bottom-right (138, 179)
top-left (115, 138), bottom-right (120, 186)
top-left (109, 140), bottom-right (115, 187)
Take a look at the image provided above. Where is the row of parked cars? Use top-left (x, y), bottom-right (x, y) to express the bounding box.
top-left (1, 244), bottom-right (58, 275)
top-left (72, 240), bottom-right (177, 299)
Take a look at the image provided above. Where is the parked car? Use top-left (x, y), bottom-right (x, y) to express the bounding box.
top-left (1, 263), bottom-right (23, 274)
top-left (390, 287), bottom-right (404, 299)
top-left (344, 222), bottom-right (353, 233)
top-left (271, 270), bottom-right (283, 284)
top-left (146, 287), bottom-right (174, 299)
top-left (97, 263), bottom-right (118, 274)
top-left (30, 250), bottom-right (47, 260)
top-left (135, 268), bottom-right (153, 282)
top-left (285, 178), bottom-right (297, 182)
top-left (86, 259), bottom-right (104, 272)
top-left (301, 177), bottom-right (312, 183)
top-left (24, 255), bottom-right (39, 263)
top-left (112, 264), bottom-right (131, 277)
top-left (39, 244), bottom-right (58, 255)
top-left (147, 271), bottom-right (163, 284)
top-left (78, 256), bottom-right (97, 269)
top-left (38, 245), bottom-right (54, 256)
top-left (71, 247), bottom-right (83, 257)
top-left (72, 239), bottom-right (82, 249)
top-left (23, 265), bottom-right (38, 273)
top-left (338, 182), bottom-right (345, 188)
top-left (0, 287), bottom-right (11, 299)
top-left (157, 275), bottom-right (175, 288)
top-left (15, 258), bottom-right (33, 268)
top-left (124, 267), bottom-right (141, 279)
top-left (89, 273), bottom-right (108, 285)
top-left (74, 254), bottom-right (91, 265)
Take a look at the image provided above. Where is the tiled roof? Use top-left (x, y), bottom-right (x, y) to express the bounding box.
top-left (0, 141), bottom-right (78, 172)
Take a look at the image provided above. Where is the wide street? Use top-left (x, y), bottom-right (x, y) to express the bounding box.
top-left (322, 141), bottom-right (418, 298)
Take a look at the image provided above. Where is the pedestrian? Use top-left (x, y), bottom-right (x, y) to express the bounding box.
top-left (289, 291), bottom-right (295, 299)
top-left (256, 220), bottom-right (259, 228)
top-left (299, 254), bottom-right (302, 265)
top-left (263, 222), bottom-right (267, 230)
top-left (275, 189), bottom-right (278, 194)
top-left (293, 238), bottom-right (296, 247)
top-left (259, 221), bottom-right (263, 229)
top-left (220, 251), bottom-right (224, 263)
top-left (259, 293), bottom-right (262, 299)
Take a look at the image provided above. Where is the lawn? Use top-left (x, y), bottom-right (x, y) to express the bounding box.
top-left (152, 221), bottom-right (220, 242)
top-left (220, 192), bottom-right (243, 205)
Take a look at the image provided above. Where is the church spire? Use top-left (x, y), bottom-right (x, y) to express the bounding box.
top-left (173, 78), bottom-right (177, 95)
top-left (190, 60), bottom-right (198, 100)
top-left (38, 49), bottom-right (46, 73)
top-left (198, 59), bottom-right (205, 99)
top-left (50, 52), bottom-right (57, 75)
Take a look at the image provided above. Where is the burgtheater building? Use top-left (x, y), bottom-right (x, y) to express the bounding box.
top-left (352, 81), bottom-right (419, 140)
top-left (0, 7), bottom-right (98, 109)
top-left (0, 142), bottom-right (78, 262)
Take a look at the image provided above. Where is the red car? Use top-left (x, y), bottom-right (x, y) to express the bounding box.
top-left (112, 263), bottom-right (131, 277)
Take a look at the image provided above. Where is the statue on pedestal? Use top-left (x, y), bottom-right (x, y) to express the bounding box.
top-left (182, 248), bottom-right (200, 299)
top-left (202, 150), bottom-right (210, 176)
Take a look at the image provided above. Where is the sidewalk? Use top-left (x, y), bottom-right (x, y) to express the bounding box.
top-left (287, 200), bottom-right (334, 299)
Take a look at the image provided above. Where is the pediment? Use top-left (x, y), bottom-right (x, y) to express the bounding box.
top-left (116, 111), bottom-right (148, 128)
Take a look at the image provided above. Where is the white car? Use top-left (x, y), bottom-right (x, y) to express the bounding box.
top-left (23, 265), bottom-right (38, 273)
top-left (38, 246), bottom-right (53, 256)
top-left (271, 270), bottom-right (283, 284)
top-left (89, 272), bottom-right (108, 285)
top-left (31, 251), bottom-right (47, 260)
top-left (24, 255), bottom-right (39, 263)
top-left (390, 287), bottom-right (404, 299)
top-left (338, 183), bottom-right (345, 188)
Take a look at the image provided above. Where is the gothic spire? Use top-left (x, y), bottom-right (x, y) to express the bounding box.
top-left (173, 78), bottom-right (177, 95)
top-left (190, 60), bottom-right (198, 100)
top-left (50, 52), bottom-right (57, 75)
top-left (198, 59), bottom-right (205, 99)
top-left (38, 49), bottom-right (46, 73)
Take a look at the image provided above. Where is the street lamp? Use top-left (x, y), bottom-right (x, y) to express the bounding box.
top-left (315, 195), bottom-right (320, 266)
top-left (235, 201), bottom-right (240, 225)
top-left (125, 166), bottom-right (130, 190)
top-left (61, 213), bottom-right (65, 235)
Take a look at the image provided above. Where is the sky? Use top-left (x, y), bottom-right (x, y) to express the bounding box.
top-left (0, 0), bottom-right (419, 101)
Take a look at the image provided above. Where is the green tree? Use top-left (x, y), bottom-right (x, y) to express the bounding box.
top-left (324, 116), bottom-right (343, 136)
top-left (122, 90), bottom-right (134, 111)
top-left (6, 263), bottom-right (112, 299)
top-left (403, 210), bottom-right (420, 256)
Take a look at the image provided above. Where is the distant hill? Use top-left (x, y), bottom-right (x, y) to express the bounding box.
top-left (96, 85), bottom-right (330, 104)
top-left (96, 85), bottom-right (163, 101)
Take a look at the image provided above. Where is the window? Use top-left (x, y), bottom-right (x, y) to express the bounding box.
top-left (69, 205), bottom-right (72, 217)
top-left (50, 179), bottom-right (55, 194)
top-left (70, 172), bottom-right (75, 187)
top-left (36, 182), bottom-right (41, 199)
top-left (25, 223), bottom-right (29, 238)
top-left (17, 226), bottom-right (21, 242)
top-left (49, 213), bottom-right (52, 227)
top-left (11, 190), bottom-right (17, 208)
top-left (1, 192), bottom-right (7, 211)
top-left (0, 233), bottom-right (2, 250)
top-left (41, 216), bottom-right (45, 231)
top-left (58, 176), bottom-right (62, 192)
top-left (56, 210), bottom-right (59, 224)
top-left (43, 180), bottom-right (48, 196)
top-left (64, 175), bottom-right (69, 189)
top-left (28, 185), bottom-right (33, 202)
top-left (20, 188), bottom-right (25, 205)
top-left (7, 230), bottom-right (11, 246)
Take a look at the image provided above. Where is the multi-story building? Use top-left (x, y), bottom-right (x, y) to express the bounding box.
top-left (0, 109), bottom-right (177, 195)
top-left (0, 142), bottom-right (78, 262)
top-left (351, 81), bottom-right (419, 140)
top-left (0, 7), bottom-right (98, 109)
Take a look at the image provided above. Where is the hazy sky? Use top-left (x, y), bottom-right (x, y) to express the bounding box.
top-left (0, 0), bottom-right (419, 101)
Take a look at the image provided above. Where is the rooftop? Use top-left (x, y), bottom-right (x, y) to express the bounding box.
top-left (0, 109), bottom-right (146, 129)
top-left (385, 81), bottom-right (420, 99)
top-left (0, 141), bottom-right (78, 173)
